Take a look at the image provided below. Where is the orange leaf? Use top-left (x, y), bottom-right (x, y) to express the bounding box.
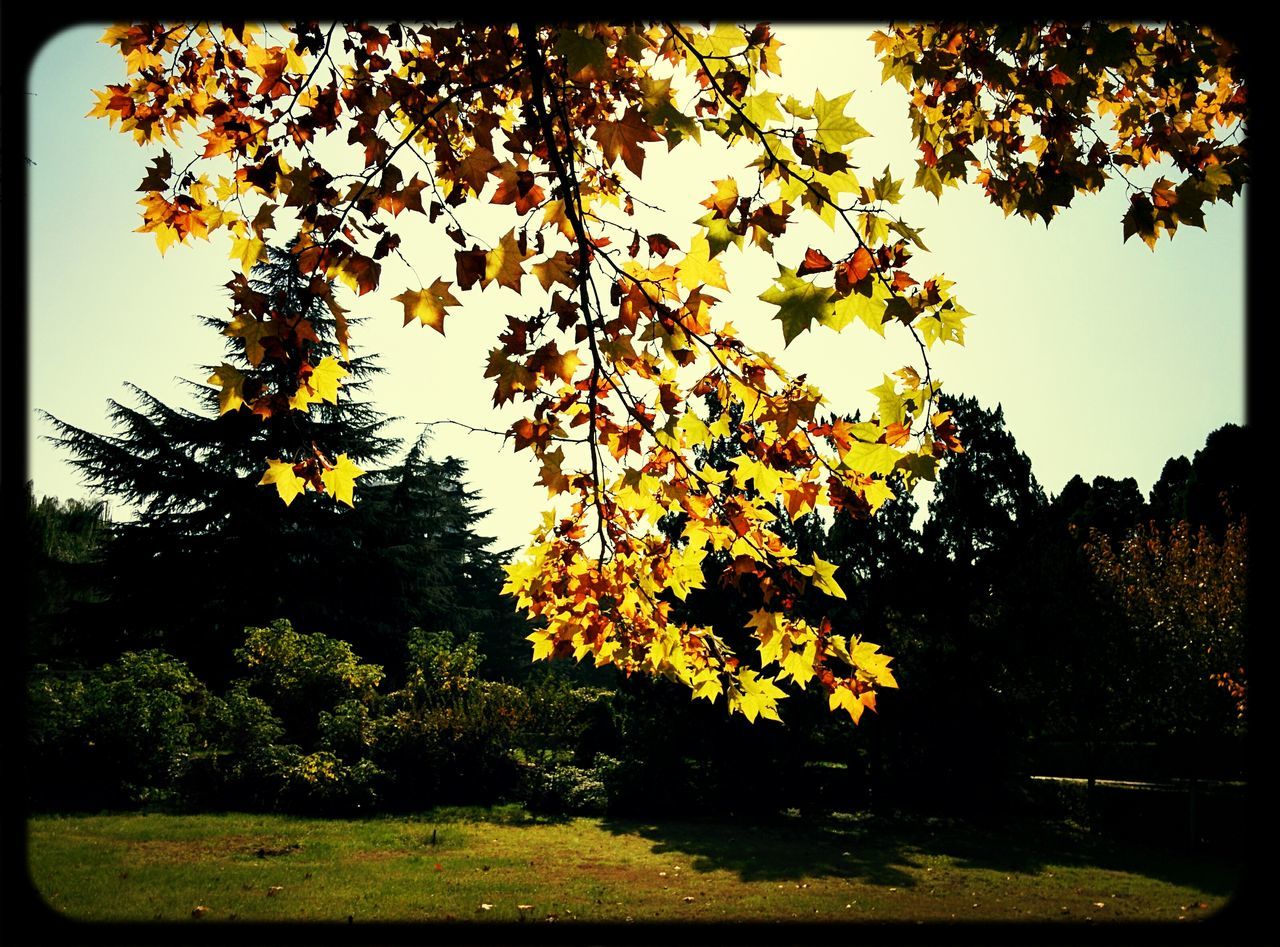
top-left (797, 248), bottom-right (833, 276)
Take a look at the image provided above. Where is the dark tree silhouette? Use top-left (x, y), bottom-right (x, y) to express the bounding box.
top-left (43, 242), bottom-right (517, 679)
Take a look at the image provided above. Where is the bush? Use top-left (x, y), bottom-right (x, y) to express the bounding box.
top-left (234, 619), bottom-right (384, 744)
top-left (373, 630), bottom-right (532, 809)
top-left (520, 754), bottom-right (620, 816)
top-left (520, 673), bottom-right (619, 764)
top-left (26, 651), bottom-right (211, 808)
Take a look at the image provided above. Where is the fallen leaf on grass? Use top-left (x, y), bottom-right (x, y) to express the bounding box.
top-left (478, 903), bottom-right (493, 911)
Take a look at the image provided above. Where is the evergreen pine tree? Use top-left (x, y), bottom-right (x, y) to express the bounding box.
top-left (25, 482), bottom-right (109, 668)
top-left (43, 241), bottom-right (518, 680)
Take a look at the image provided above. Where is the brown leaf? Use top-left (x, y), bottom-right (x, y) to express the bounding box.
top-left (593, 107), bottom-right (662, 177)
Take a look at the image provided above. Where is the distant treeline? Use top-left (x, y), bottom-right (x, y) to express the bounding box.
top-left (25, 391), bottom-right (1247, 829)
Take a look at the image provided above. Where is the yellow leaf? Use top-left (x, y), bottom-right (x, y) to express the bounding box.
top-left (483, 229), bottom-right (530, 291)
top-left (259, 458), bottom-right (306, 506)
top-left (676, 236), bottom-right (729, 292)
top-left (207, 363), bottom-right (246, 414)
top-left (223, 312), bottom-right (277, 366)
top-left (289, 356), bottom-right (348, 413)
top-left (780, 638), bottom-right (816, 688)
top-left (307, 356), bottom-right (348, 403)
top-left (320, 453), bottom-right (365, 507)
top-left (829, 686), bottom-right (865, 723)
top-left (230, 234), bottom-right (267, 273)
top-left (862, 478), bottom-right (896, 513)
top-left (527, 629), bottom-right (555, 661)
top-left (728, 668), bottom-right (786, 723)
top-left (394, 279), bottom-right (461, 334)
top-left (747, 610), bottom-right (786, 666)
top-left (869, 374), bottom-right (906, 426)
top-left (808, 553), bottom-right (846, 600)
top-left (667, 543), bottom-right (708, 601)
top-left (843, 440), bottom-right (903, 477)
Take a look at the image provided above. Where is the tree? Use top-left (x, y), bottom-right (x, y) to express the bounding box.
top-left (1081, 511), bottom-right (1247, 775)
top-left (1051, 473), bottom-right (1147, 543)
top-left (879, 395), bottom-right (1048, 807)
top-left (88, 21), bottom-right (1247, 720)
top-left (25, 483), bottom-right (109, 667)
top-left (43, 242), bottom-right (512, 676)
top-left (921, 394), bottom-right (1044, 570)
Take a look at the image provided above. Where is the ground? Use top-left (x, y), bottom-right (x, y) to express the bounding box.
top-left (27, 807), bottom-right (1240, 924)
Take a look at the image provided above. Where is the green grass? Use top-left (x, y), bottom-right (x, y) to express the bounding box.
top-left (27, 807), bottom-right (1241, 924)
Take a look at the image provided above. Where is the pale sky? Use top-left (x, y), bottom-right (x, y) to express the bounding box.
top-left (26, 23), bottom-right (1247, 550)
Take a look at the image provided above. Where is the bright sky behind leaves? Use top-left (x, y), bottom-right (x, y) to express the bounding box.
top-left (27, 23), bottom-right (1246, 550)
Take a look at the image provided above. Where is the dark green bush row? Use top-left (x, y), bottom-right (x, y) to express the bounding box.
top-left (26, 620), bottom-right (883, 818)
top-left (26, 623), bottom-right (537, 815)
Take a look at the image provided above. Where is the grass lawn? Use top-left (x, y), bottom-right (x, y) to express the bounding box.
top-left (26, 806), bottom-right (1242, 924)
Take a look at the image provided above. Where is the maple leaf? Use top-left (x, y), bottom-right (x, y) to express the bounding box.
top-left (483, 230), bottom-right (530, 292)
top-left (531, 251), bottom-right (576, 293)
top-left (223, 312), bottom-right (277, 367)
top-left (485, 348), bottom-right (535, 406)
top-left (675, 236), bottom-right (729, 292)
top-left (454, 146), bottom-right (500, 195)
top-left (259, 458), bottom-right (307, 506)
top-left (829, 685), bottom-right (866, 723)
top-left (394, 279), bottom-right (462, 334)
top-left (320, 453), bottom-right (365, 507)
top-left (700, 178), bottom-right (739, 219)
top-left (490, 162), bottom-right (546, 214)
top-left (806, 553), bottom-right (846, 599)
top-left (137, 151), bottom-right (173, 191)
top-left (728, 668), bottom-right (786, 723)
top-left (537, 446), bottom-right (570, 495)
top-left (812, 89), bottom-right (870, 153)
top-left (554, 29), bottom-right (613, 80)
top-left (230, 234), bottom-right (268, 274)
top-left (208, 363), bottom-right (247, 414)
top-left (289, 356), bottom-right (348, 412)
top-left (742, 91), bottom-right (783, 129)
top-left (528, 341), bottom-right (582, 384)
top-left (758, 266), bottom-right (831, 345)
top-left (593, 107), bottom-right (662, 177)
top-left (667, 543), bottom-right (708, 601)
top-left (843, 440), bottom-right (902, 477)
top-left (797, 248), bottom-right (834, 276)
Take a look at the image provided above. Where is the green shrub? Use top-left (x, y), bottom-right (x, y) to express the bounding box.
top-left (520, 754), bottom-right (621, 815)
top-left (26, 651), bottom-right (211, 808)
top-left (520, 673), bottom-right (619, 764)
top-left (234, 619), bottom-right (384, 743)
top-left (373, 631), bottom-right (531, 809)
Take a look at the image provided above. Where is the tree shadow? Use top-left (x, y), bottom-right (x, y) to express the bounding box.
top-left (598, 809), bottom-right (1244, 896)
top-left (600, 811), bottom-right (924, 887)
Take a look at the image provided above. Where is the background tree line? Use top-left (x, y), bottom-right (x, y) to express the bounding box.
top-left (25, 249), bottom-right (1247, 835)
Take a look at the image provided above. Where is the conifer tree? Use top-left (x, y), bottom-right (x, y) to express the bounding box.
top-left (43, 241), bottom-right (514, 678)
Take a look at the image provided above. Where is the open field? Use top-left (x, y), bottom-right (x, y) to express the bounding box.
top-left (27, 807), bottom-right (1242, 924)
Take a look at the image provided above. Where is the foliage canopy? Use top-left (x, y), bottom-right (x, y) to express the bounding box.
top-left (90, 21), bottom-right (1247, 720)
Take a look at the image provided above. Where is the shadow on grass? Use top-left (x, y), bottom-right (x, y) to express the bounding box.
top-left (599, 809), bottom-right (1243, 896)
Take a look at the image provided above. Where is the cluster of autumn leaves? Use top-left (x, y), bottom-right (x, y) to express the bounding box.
top-left (873, 23), bottom-right (1247, 243)
top-left (91, 21), bottom-right (1245, 722)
